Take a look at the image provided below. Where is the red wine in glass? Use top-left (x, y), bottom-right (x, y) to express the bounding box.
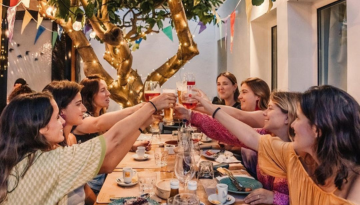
top-left (182, 102), bottom-right (197, 110)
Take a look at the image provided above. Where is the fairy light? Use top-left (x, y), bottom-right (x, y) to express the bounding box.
top-left (46, 7), bottom-right (54, 16)
top-left (89, 31), bottom-right (96, 38)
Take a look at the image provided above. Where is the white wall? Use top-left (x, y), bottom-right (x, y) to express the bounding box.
top-left (81, 20), bottom-right (218, 111)
top-left (7, 21), bottom-right (53, 93)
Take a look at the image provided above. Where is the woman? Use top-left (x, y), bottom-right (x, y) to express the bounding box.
top-left (7, 84), bottom-right (33, 103)
top-left (176, 92), bottom-right (299, 204)
top-left (193, 85), bottom-right (360, 204)
top-left (0, 91), bottom-right (175, 204)
top-left (213, 72), bottom-right (241, 109)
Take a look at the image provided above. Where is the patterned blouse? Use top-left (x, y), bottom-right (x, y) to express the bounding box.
top-left (191, 111), bottom-right (289, 205)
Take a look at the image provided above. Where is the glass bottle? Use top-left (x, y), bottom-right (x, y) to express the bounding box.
top-left (169, 179), bottom-right (180, 197)
top-left (187, 180), bottom-right (197, 195)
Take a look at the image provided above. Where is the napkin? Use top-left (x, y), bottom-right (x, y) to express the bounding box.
top-left (215, 151), bottom-right (240, 163)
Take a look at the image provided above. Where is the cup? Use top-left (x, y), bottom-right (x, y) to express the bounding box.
top-left (138, 172), bottom-right (157, 196)
top-left (154, 147), bottom-right (168, 167)
top-left (163, 89), bottom-right (177, 125)
top-left (136, 146), bottom-right (146, 158)
top-left (123, 167), bottom-right (136, 184)
top-left (172, 193), bottom-right (199, 205)
top-left (197, 161), bottom-right (214, 179)
top-left (165, 145), bottom-right (175, 155)
top-left (216, 184), bottom-right (228, 204)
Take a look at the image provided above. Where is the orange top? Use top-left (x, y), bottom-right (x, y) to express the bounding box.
top-left (258, 135), bottom-right (356, 205)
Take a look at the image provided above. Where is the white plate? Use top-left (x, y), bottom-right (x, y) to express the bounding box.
top-left (132, 154), bottom-right (150, 161)
top-left (116, 177), bottom-right (138, 187)
top-left (201, 149), bottom-right (221, 159)
top-left (201, 138), bottom-right (212, 143)
top-left (208, 194), bottom-right (235, 205)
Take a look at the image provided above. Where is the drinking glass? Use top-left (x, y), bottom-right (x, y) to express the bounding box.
top-left (176, 81), bottom-right (186, 105)
top-left (162, 89), bottom-right (177, 125)
top-left (138, 172), bottom-right (157, 196)
top-left (173, 193), bottom-right (199, 205)
top-left (197, 161), bottom-right (214, 179)
top-left (144, 81), bottom-right (161, 133)
top-left (154, 147), bottom-right (168, 167)
top-left (174, 153), bottom-right (196, 187)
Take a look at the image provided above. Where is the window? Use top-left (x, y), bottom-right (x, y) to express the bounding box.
top-left (271, 26), bottom-right (277, 91)
top-left (318, 0), bottom-right (347, 90)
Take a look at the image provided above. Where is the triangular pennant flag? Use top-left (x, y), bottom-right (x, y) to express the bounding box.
top-left (267, 0), bottom-right (273, 13)
top-left (230, 12), bottom-right (236, 53)
top-left (52, 31), bottom-right (58, 47)
top-left (198, 22), bottom-right (207, 34)
top-left (162, 26), bottom-right (173, 42)
top-left (34, 26), bottom-right (45, 44)
top-left (135, 38), bottom-right (143, 44)
top-left (219, 20), bottom-right (222, 48)
top-left (245, 0), bottom-right (253, 23)
top-left (57, 25), bottom-right (63, 40)
top-left (22, 0), bottom-right (30, 8)
top-left (37, 13), bottom-right (43, 29)
top-left (224, 19), bottom-right (228, 50)
top-left (10, 0), bottom-right (19, 6)
top-left (21, 10), bottom-right (32, 34)
top-left (7, 7), bottom-right (16, 42)
top-left (194, 0), bottom-right (200, 6)
top-left (215, 12), bottom-right (221, 24)
top-left (84, 24), bottom-right (91, 34)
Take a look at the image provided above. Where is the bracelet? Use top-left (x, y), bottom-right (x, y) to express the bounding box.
top-left (139, 128), bottom-right (143, 133)
top-left (148, 101), bottom-right (158, 113)
top-left (212, 107), bottom-right (221, 118)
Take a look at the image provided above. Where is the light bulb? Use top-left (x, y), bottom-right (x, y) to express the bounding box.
top-left (72, 21), bottom-right (82, 31)
top-left (89, 31), bottom-right (96, 38)
top-left (46, 7), bottom-right (53, 16)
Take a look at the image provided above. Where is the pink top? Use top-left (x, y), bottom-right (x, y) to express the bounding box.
top-left (191, 111), bottom-right (289, 205)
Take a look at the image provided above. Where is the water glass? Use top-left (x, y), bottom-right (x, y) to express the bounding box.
top-left (154, 147), bottom-right (168, 167)
top-left (197, 161), bottom-right (214, 179)
top-left (172, 193), bottom-right (199, 205)
top-left (138, 172), bottom-right (157, 196)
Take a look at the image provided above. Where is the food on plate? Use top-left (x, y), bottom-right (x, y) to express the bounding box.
top-left (205, 150), bottom-right (217, 156)
top-left (210, 200), bottom-right (221, 204)
top-left (123, 197), bottom-right (149, 205)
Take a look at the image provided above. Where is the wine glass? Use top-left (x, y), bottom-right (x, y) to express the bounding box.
top-left (144, 81), bottom-right (161, 134)
top-left (174, 153), bottom-right (196, 189)
top-left (173, 193), bottom-right (200, 205)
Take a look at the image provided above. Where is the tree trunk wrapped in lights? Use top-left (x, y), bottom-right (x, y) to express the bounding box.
top-left (38, 0), bottom-right (223, 107)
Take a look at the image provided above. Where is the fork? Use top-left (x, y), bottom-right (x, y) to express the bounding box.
top-left (223, 169), bottom-right (245, 191)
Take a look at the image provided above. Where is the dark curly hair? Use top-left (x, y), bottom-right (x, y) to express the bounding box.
top-left (300, 85), bottom-right (360, 190)
top-left (79, 75), bottom-right (106, 116)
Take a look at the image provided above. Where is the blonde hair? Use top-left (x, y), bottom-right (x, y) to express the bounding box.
top-left (241, 77), bottom-right (270, 110)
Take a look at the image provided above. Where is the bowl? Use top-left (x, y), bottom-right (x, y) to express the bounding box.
top-left (165, 140), bottom-right (178, 147)
top-left (155, 179), bottom-right (184, 199)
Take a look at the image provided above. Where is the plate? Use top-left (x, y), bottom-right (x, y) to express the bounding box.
top-left (201, 138), bottom-right (212, 143)
top-left (132, 154), bottom-right (150, 161)
top-left (219, 176), bottom-right (263, 194)
top-left (116, 177), bottom-right (138, 187)
top-left (207, 194), bottom-right (235, 205)
top-left (201, 149), bottom-right (221, 160)
top-left (109, 197), bottom-right (159, 205)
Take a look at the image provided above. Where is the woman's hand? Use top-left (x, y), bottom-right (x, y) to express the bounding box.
top-left (191, 89), bottom-right (217, 114)
top-left (150, 93), bottom-right (177, 110)
top-left (244, 188), bottom-right (274, 205)
top-left (131, 141), bottom-right (151, 152)
top-left (174, 104), bottom-right (191, 121)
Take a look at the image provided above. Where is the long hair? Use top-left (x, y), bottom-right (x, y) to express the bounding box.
top-left (216, 72), bottom-right (240, 104)
top-left (79, 75), bottom-right (106, 116)
top-left (241, 77), bottom-right (270, 110)
top-left (0, 92), bottom-right (54, 203)
top-left (271, 92), bottom-right (301, 139)
top-left (300, 85), bottom-right (360, 190)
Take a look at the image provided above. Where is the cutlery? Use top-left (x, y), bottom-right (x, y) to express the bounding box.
top-left (223, 169), bottom-right (246, 191)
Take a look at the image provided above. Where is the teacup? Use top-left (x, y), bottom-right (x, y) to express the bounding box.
top-left (216, 184), bottom-right (228, 204)
top-left (123, 167), bottom-right (136, 184)
top-left (136, 146), bottom-right (146, 158)
top-left (165, 145), bottom-right (175, 155)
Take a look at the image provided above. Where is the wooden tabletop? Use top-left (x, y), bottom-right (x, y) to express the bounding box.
top-left (95, 134), bottom-right (250, 205)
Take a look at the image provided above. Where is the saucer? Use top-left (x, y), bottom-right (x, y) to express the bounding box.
top-left (132, 154), bottom-right (150, 161)
top-left (116, 177), bottom-right (138, 187)
top-left (208, 194), bottom-right (235, 205)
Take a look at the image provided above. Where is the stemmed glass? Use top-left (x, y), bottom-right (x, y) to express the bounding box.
top-left (174, 153), bottom-right (196, 189)
top-left (144, 81), bottom-right (162, 140)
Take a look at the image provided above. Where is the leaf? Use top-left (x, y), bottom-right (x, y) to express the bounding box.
top-left (85, 2), bottom-right (95, 18)
top-left (156, 20), bottom-right (163, 29)
top-left (109, 11), bottom-right (116, 20)
top-left (58, 0), bottom-right (70, 19)
top-left (252, 0), bottom-right (265, 6)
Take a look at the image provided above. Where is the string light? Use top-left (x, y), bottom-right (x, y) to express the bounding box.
top-left (72, 13), bottom-right (83, 31)
top-left (89, 31), bottom-right (96, 38)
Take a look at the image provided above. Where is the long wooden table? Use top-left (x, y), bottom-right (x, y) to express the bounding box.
top-left (95, 134), bottom-right (251, 205)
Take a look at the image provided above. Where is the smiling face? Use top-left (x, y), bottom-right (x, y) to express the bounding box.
top-left (291, 105), bottom-right (318, 154)
top-left (217, 76), bottom-right (237, 101)
top-left (40, 99), bottom-right (65, 145)
top-left (238, 83), bottom-right (259, 111)
top-left (93, 80), bottom-right (110, 109)
top-left (60, 92), bottom-right (86, 126)
top-left (263, 100), bottom-right (288, 135)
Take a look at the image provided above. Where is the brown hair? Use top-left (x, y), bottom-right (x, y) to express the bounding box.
top-left (241, 77), bottom-right (270, 110)
top-left (8, 85), bottom-right (33, 102)
top-left (79, 75), bottom-right (106, 116)
top-left (216, 72), bottom-right (240, 103)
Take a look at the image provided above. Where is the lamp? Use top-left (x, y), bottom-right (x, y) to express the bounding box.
top-left (72, 13), bottom-right (83, 31)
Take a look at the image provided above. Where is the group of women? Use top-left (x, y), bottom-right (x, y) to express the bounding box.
top-left (0, 71), bottom-right (359, 205)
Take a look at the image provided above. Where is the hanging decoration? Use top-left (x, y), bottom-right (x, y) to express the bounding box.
top-left (162, 26), bottom-right (173, 41)
top-left (7, 7), bottom-right (16, 42)
top-left (198, 22), bottom-right (207, 34)
top-left (22, 0), bottom-right (29, 8)
top-left (21, 10), bottom-right (32, 34)
top-left (34, 26), bottom-right (45, 44)
top-left (230, 12), bottom-right (236, 52)
top-left (245, 0), bottom-right (253, 22)
top-left (10, 0), bottom-right (19, 7)
top-left (132, 38), bottom-right (143, 51)
top-left (57, 25), bottom-right (63, 40)
top-left (194, 0), bottom-right (200, 7)
top-left (52, 31), bottom-right (58, 47)
top-left (37, 13), bottom-right (43, 29)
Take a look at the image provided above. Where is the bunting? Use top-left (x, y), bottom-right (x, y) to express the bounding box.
top-left (245, 0), bottom-right (253, 23)
top-left (22, 0), bottom-right (30, 8)
top-left (34, 26), bottom-right (45, 44)
top-left (230, 12), bottom-right (236, 52)
top-left (37, 13), bottom-right (43, 29)
top-left (10, 0), bottom-right (19, 6)
top-left (198, 22), bottom-right (207, 34)
top-left (21, 10), bottom-right (32, 34)
top-left (162, 26), bottom-right (173, 42)
top-left (194, 0), bottom-right (200, 6)
top-left (52, 31), bottom-right (58, 47)
top-left (7, 7), bottom-right (16, 42)
top-left (57, 25), bottom-right (63, 40)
